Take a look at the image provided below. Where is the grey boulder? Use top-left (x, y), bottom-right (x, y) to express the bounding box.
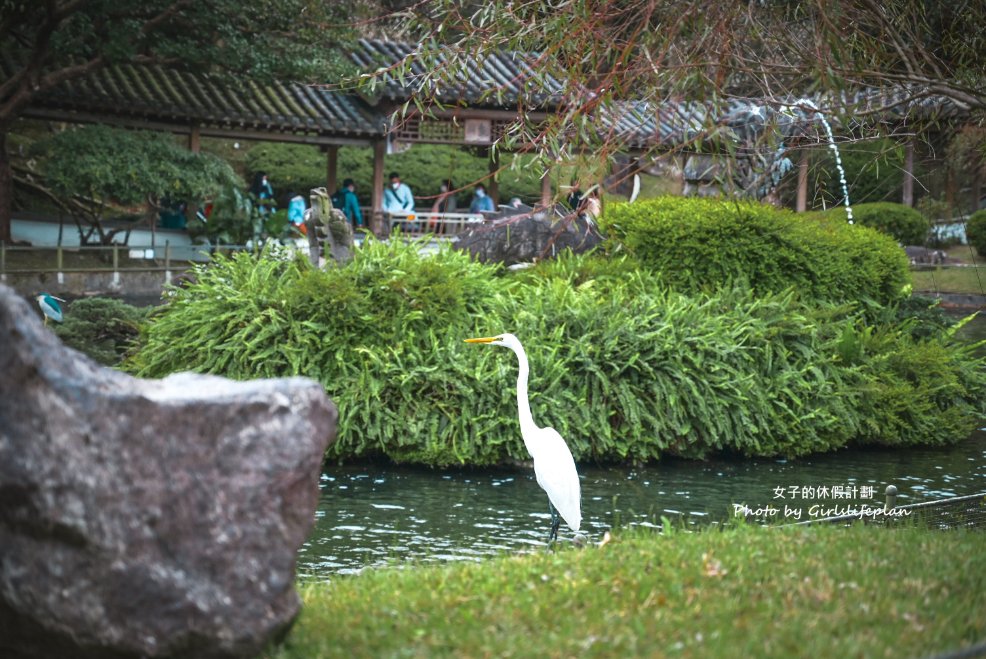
top-left (0, 285), bottom-right (336, 658)
top-left (454, 206), bottom-right (604, 266)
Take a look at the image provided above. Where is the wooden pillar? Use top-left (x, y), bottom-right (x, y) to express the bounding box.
top-left (325, 145), bottom-right (338, 193)
top-left (371, 138), bottom-right (386, 236)
top-left (188, 124), bottom-right (201, 153)
top-left (540, 167), bottom-right (552, 207)
top-left (796, 150), bottom-right (809, 212)
top-left (488, 147), bottom-right (500, 207)
top-left (902, 137), bottom-right (915, 207)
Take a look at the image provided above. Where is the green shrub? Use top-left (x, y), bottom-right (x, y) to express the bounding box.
top-left (813, 137), bottom-right (910, 206)
top-left (601, 196), bottom-right (910, 305)
top-left (967, 209), bottom-right (986, 257)
top-left (128, 245), bottom-right (985, 465)
top-left (245, 142), bottom-right (546, 207)
top-left (509, 251), bottom-right (650, 292)
top-left (836, 316), bottom-right (986, 447)
top-left (53, 297), bottom-right (148, 366)
top-left (832, 202), bottom-right (929, 245)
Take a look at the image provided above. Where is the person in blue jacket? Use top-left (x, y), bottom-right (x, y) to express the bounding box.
top-left (383, 172), bottom-right (414, 214)
top-left (469, 184), bottom-right (495, 213)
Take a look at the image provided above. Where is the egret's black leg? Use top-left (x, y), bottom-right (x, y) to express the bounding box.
top-left (548, 501), bottom-right (561, 544)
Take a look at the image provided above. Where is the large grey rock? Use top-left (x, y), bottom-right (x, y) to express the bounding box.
top-left (454, 205), bottom-right (604, 266)
top-left (0, 285), bottom-right (336, 659)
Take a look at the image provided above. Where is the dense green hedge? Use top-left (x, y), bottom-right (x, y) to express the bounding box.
top-left (245, 142), bottom-right (546, 207)
top-left (128, 244), bottom-right (985, 465)
top-left (601, 196), bottom-right (910, 305)
top-left (968, 209), bottom-right (986, 257)
top-left (54, 297), bottom-right (148, 366)
top-left (824, 202), bottom-right (929, 245)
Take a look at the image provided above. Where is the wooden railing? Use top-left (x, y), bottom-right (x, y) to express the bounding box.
top-left (368, 210), bottom-right (490, 237)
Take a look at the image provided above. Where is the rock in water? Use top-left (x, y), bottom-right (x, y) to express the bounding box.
top-left (0, 285), bottom-right (336, 659)
top-left (454, 206), bottom-right (603, 266)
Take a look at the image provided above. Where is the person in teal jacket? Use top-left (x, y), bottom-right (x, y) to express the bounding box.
top-left (332, 179), bottom-right (364, 228)
top-left (469, 184), bottom-right (495, 213)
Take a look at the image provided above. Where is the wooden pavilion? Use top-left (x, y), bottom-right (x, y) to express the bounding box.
top-left (4, 40), bottom-right (978, 230)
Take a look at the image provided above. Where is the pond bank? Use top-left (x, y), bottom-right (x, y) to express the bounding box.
top-left (915, 290), bottom-right (986, 311)
top-left (269, 524), bottom-right (986, 658)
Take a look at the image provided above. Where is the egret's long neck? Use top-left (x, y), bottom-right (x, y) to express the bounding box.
top-left (510, 342), bottom-right (538, 437)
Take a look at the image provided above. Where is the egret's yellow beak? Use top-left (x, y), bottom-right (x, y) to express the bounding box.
top-left (464, 336), bottom-right (496, 344)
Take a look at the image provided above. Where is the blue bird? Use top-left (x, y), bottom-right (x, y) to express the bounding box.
top-left (35, 293), bottom-right (66, 325)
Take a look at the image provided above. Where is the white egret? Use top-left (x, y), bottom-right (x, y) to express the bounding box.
top-left (464, 333), bottom-right (582, 543)
top-left (35, 293), bottom-right (65, 325)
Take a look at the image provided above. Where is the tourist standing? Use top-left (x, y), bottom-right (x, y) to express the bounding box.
top-left (469, 184), bottom-right (495, 213)
top-left (383, 172), bottom-right (414, 214)
top-left (250, 172), bottom-right (275, 215)
top-left (333, 178), bottom-right (364, 228)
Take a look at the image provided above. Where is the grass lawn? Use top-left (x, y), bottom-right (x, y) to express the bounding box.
top-left (911, 265), bottom-right (986, 296)
top-left (911, 245), bottom-right (986, 296)
top-left (267, 523), bottom-right (986, 658)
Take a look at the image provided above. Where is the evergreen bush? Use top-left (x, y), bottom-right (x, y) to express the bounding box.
top-left (245, 142), bottom-right (546, 208)
top-left (128, 243), bottom-right (985, 466)
top-left (601, 196), bottom-right (910, 305)
top-left (54, 297), bottom-right (148, 366)
top-left (967, 209), bottom-right (986, 257)
top-left (831, 202), bottom-right (929, 245)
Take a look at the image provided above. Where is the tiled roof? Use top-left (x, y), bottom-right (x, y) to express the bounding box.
top-left (598, 90), bottom-right (968, 150)
top-left (352, 40), bottom-right (969, 147)
top-left (351, 38), bottom-right (563, 107)
top-left (4, 43), bottom-right (967, 150)
top-left (0, 54), bottom-right (386, 139)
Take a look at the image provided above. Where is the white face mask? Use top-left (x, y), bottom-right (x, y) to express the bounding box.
top-left (475, 189), bottom-right (486, 198)
top-left (391, 182), bottom-right (400, 190)
top-left (440, 184), bottom-right (448, 192)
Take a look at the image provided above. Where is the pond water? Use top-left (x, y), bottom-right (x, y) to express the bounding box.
top-left (299, 313), bottom-right (985, 578)
top-left (299, 428), bottom-right (986, 579)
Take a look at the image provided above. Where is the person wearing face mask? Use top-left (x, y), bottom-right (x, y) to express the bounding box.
top-left (469, 183), bottom-right (495, 214)
top-left (383, 171), bottom-right (415, 214)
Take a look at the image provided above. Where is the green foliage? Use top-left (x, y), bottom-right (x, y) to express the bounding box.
top-left (813, 138), bottom-right (908, 206)
top-left (876, 296), bottom-right (955, 341)
top-left (823, 202), bottom-right (929, 245)
top-left (510, 251), bottom-right (648, 292)
top-left (245, 142), bottom-right (547, 207)
top-left (601, 196), bottom-right (910, 305)
top-left (187, 185), bottom-right (292, 245)
top-left (39, 125), bottom-right (239, 206)
top-left (36, 125), bottom-right (240, 244)
top-left (53, 297), bottom-right (148, 366)
top-left (128, 244), bottom-right (985, 466)
top-left (244, 143), bottom-right (327, 198)
top-left (837, 317), bottom-right (986, 447)
top-left (967, 209), bottom-right (986, 257)
top-left (3, 1), bottom-right (360, 91)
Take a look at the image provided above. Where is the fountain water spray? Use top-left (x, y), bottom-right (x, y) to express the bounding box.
top-left (789, 98), bottom-right (854, 224)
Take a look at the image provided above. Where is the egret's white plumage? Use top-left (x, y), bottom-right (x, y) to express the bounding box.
top-left (465, 333), bottom-right (582, 538)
